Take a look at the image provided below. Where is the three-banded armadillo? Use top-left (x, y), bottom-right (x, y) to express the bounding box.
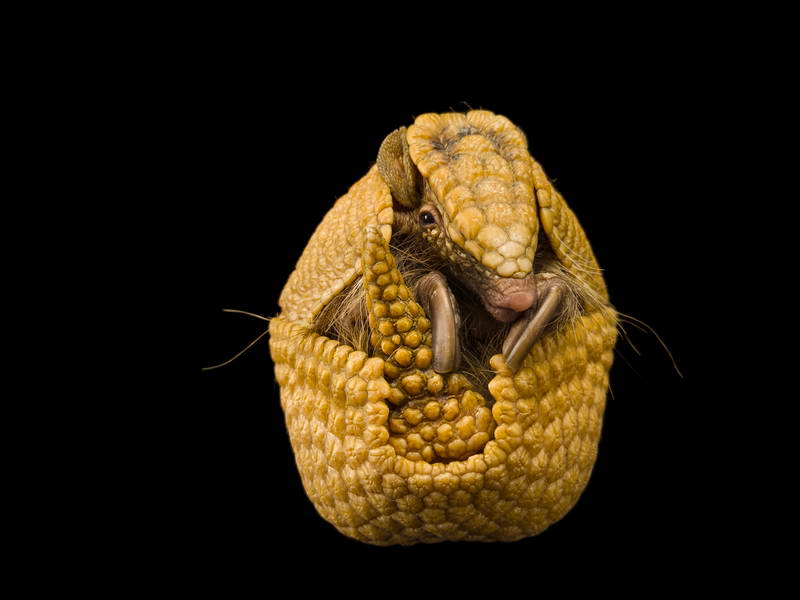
top-left (268, 110), bottom-right (617, 545)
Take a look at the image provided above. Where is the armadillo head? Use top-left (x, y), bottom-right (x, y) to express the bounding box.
top-left (377, 110), bottom-right (540, 323)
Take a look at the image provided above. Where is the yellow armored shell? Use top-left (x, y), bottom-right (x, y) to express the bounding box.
top-left (269, 110), bottom-right (617, 545)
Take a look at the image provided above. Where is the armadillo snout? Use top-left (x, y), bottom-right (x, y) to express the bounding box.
top-left (481, 277), bottom-right (539, 322)
top-left (493, 291), bottom-right (536, 312)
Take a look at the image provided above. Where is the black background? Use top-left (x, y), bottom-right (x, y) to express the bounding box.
top-left (191, 70), bottom-right (733, 574)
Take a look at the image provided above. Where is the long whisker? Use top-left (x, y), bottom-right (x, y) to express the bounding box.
top-left (616, 311), bottom-right (683, 378)
top-left (202, 328), bottom-right (269, 371)
top-left (616, 321), bottom-right (642, 356)
top-left (221, 308), bottom-right (271, 321)
top-left (202, 308), bottom-right (273, 371)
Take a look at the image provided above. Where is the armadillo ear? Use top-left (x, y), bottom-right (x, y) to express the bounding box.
top-left (377, 127), bottom-right (422, 208)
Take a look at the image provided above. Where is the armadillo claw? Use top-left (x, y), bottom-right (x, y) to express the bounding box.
top-left (415, 271), bottom-right (461, 374)
top-left (503, 277), bottom-right (566, 372)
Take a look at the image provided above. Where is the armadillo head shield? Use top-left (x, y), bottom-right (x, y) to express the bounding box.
top-left (406, 111), bottom-right (539, 280)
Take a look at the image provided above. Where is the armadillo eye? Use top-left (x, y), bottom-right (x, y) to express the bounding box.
top-left (419, 211), bottom-right (436, 226)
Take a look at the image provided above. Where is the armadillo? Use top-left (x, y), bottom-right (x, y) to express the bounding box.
top-left (268, 110), bottom-right (618, 545)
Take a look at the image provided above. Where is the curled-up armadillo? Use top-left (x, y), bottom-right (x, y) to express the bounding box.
top-left (268, 110), bottom-right (617, 545)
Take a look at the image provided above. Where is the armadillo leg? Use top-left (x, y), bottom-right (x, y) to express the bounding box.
top-left (414, 271), bottom-right (461, 374)
top-left (361, 226), bottom-right (433, 384)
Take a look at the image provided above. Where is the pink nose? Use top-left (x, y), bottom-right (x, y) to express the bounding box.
top-left (494, 291), bottom-right (536, 312)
